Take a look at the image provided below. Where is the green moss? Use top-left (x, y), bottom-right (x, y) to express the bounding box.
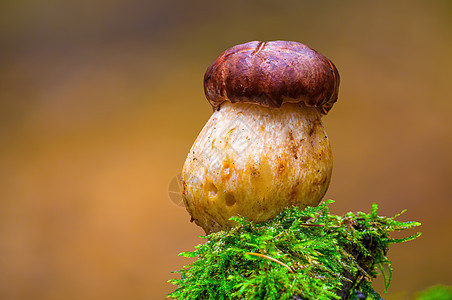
top-left (416, 285), bottom-right (452, 300)
top-left (168, 200), bottom-right (421, 300)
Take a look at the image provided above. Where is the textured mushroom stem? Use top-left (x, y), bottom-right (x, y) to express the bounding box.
top-left (182, 102), bottom-right (332, 233)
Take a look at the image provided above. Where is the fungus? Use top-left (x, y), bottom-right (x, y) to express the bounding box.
top-left (182, 40), bottom-right (339, 233)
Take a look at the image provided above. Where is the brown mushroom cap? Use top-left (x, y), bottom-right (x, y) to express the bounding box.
top-left (204, 40), bottom-right (340, 114)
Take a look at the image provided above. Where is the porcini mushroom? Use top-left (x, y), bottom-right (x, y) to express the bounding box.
top-left (182, 41), bottom-right (339, 234)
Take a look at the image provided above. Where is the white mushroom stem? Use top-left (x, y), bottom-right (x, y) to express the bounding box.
top-left (182, 102), bottom-right (332, 233)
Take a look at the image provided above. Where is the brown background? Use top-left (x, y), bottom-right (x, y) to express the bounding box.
top-left (1, 0), bottom-right (451, 299)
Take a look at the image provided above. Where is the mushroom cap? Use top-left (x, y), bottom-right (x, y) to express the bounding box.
top-left (204, 40), bottom-right (340, 114)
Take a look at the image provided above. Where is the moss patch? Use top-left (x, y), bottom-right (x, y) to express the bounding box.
top-left (416, 285), bottom-right (452, 300)
top-left (168, 200), bottom-right (421, 300)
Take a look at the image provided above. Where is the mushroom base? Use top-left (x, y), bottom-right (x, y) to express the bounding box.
top-left (182, 102), bottom-right (332, 233)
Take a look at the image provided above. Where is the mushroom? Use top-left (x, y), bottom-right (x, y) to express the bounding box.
top-left (182, 41), bottom-right (339, 234)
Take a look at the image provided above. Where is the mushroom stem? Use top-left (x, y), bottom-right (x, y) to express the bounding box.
top-left (182, 102), bottom-right (332, 233)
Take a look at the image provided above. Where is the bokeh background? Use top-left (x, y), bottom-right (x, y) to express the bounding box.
top-left (1, 0), bottom-right (451, 299)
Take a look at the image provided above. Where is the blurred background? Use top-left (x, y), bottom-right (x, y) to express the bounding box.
top-left (1, 0), bottom-right (451, 299)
